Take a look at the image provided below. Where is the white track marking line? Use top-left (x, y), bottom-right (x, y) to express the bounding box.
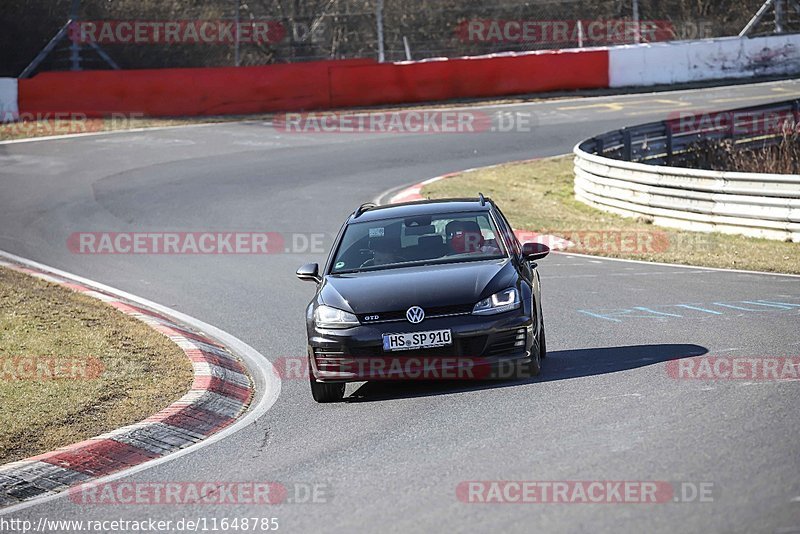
top-left (554, 251), bottom-right (800, 279)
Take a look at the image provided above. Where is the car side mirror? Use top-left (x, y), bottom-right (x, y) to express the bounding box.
top-left (296, 263), bottom-right (321, 283)
top-left (522, 242), bottom-right (550, 261)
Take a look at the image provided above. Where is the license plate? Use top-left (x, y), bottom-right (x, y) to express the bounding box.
top-left (382, 330), bottom-right (452, 352)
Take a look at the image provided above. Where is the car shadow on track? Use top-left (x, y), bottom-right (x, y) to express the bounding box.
top-left (345, 343), bottom-right (708, 402)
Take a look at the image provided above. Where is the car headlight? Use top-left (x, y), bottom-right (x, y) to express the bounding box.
top-left (314, 305), bottom-right (360, 329)
top-left (473, 288), bottom-right (520, 315)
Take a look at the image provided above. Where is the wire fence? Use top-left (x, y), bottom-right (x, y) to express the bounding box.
top-left (2, 0), bottom-right (795, 77)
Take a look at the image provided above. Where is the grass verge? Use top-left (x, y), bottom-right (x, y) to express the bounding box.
top-left (421, 155), bottom-right (799, 274)
top-left (0, 266), bottom-right (193, 464)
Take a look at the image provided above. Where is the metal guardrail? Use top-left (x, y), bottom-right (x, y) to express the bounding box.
top-left (574, 99), bottom-right (800, 242)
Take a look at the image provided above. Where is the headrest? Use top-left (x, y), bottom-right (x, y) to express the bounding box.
top-left (450, 230), bottom-right (484, 253)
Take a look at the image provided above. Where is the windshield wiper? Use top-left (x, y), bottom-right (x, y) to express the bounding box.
top-left (332, 269), bottom-right (362, 275)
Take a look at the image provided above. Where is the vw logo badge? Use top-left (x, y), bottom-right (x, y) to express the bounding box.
top-left (406, 306), bottom-right (425, 324)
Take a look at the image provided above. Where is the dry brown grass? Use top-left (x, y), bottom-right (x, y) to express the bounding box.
top-left (0, 115), bottom-right (253, 141)
top-left (0, 266), bottom-right (193, 464)
top-left (681, 132), bottom-right (800, 174)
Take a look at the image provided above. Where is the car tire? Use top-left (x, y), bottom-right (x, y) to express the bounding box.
top-left (310, 374), bottom-right (346, 403)
top-left (539, 319), bottom-right (547, 359)
top-left (522, 335), bottom-right (542, 378)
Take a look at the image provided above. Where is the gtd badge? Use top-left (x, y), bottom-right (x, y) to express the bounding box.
top-left (406, 306), bottom-right (425, 324)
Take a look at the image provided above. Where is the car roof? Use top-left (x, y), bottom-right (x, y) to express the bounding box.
top-left (350, 198), bottom-right (492, 223)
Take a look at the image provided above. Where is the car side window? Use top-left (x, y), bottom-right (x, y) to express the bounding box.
top-left (493, 208), bottom-right (521, 257)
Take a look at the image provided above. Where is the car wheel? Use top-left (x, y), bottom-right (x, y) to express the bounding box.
top-left (522, 334), bottom-right (542, 378)
top-left (308, 356), bottom-right (345, 403)
top-left (539, 319), bottom-right (547, 359)
top-left (309, 373), bottom-right (346, 403)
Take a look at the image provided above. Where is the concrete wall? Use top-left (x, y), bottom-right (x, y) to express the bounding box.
top-left (609, 34), bottom-right (800, 87)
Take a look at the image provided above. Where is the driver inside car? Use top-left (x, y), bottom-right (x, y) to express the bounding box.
top-left (367, 236), bottom-right (404, 266)
top-left (446, 220), bottom-right (501, 255)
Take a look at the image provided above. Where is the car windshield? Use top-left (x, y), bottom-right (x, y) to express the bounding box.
top-left (330, 211), bottom-right (508, 274)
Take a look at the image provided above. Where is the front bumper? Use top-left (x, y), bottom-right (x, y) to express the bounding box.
top-left (308, 312), bottom-right (534, 382)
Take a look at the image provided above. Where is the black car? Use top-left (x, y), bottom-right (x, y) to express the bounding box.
top-left (296, 196), bottom-right (550, 402)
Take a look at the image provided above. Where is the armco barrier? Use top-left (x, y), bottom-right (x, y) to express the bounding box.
top-left (573, 100), bottom-right (800, 242)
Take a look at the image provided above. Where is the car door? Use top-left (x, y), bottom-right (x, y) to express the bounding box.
top-left (492, 206), bottom-right (543, 323)
top-left (492, 206), bottom-right (532, 281)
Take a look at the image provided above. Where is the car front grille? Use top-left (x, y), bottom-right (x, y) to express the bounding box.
top-left (358, 303), bottom-right (473, 324)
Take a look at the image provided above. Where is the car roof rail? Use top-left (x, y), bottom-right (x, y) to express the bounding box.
top-left (478, 193), bottom-right (486, 206)
top-left (355, 202), bottom-right (377, 218)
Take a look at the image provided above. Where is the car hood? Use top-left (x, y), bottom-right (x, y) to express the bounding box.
top-left (320, 258), bottom-right (517, 314)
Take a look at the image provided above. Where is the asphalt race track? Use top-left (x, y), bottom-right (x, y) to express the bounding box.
top-left (1, 80), bottom-right (799, 532)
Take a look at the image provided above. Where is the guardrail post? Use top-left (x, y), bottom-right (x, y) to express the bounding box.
top-left (665, 122), bottom-right (674, 166)
top-left (623, 128), bottom-right (632, 161)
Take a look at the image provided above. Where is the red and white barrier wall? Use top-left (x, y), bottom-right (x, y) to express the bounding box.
top-left (0, 78), bottom-right (18, 121)
top-left (14, 50), bottom-right (607, 118)
top-left (6, 34), bottom-right (800, 120)
top-left (609, 34), bottom-right (800, 87)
